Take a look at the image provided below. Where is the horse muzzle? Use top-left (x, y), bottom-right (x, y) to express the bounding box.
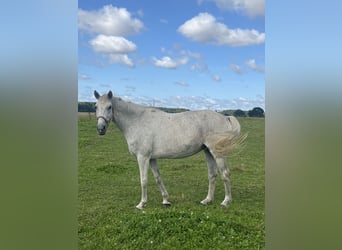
top-left (97, 126), bottom-right (107, 135)
top-left (97, 116), bottom-right (109, 135)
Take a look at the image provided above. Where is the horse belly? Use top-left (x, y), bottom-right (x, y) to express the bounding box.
top-left (151, 133), bottom-right (204, 159)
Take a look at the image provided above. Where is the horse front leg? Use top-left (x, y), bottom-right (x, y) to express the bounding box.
top-left (150, 159), bottom-right (171, 206)
top-left (136, 154), bottom-right (150, 209)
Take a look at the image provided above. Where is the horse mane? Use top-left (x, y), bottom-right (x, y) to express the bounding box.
top-left (113, 96), bottom-right (164, 115)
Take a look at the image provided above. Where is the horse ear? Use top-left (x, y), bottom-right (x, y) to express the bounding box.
top-left (108, 90), bottom-right (113, 99)
top-left (94, 90), bottom-right (100, 100)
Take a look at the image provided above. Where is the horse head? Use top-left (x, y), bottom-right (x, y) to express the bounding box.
top-left (94, 90), bottom-right (113, 135)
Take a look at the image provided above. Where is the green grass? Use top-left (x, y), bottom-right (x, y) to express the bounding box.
top-left (78, 115), bottom-right (264, 249)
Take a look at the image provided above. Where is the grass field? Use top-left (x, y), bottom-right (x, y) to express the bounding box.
top-left (78, 114), bottom-right (264, 249)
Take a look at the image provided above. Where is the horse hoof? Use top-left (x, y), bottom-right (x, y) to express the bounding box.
top-left (200, 199), bottom-right (212, 205)
top-left (220, 199), bottom-right (231, 207)
top-left (162, 202), bottom-right (171, 207)
top-left (136, 202), bottom-right (146, 210)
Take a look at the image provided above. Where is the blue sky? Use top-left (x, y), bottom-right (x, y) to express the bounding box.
top-left (78, 0), bottom-right (265, 110)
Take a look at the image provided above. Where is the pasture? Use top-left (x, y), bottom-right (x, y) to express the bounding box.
top-left (78, 113), bottom-right (264, 249)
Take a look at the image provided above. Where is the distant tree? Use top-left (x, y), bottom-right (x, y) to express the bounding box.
top-left (233, 109), bottom-right (247, 117)
top-left (78, 102), bottom-right (96, 112)
top-left (157, 107), bottom-right (189, 113)
top-left (78, 102), bottom-right (86, 112)
top-left (220, 110), bottom-right (235, 116)
top-left (248, 107), bottom-right (265, 117)
top-left (87, 102), bottom-right (96, 112)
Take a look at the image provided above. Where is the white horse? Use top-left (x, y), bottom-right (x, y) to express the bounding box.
top-left (94, 90), bottom-right (243, 209)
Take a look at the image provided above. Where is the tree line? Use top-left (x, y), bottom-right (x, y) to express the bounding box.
top-left (220, 107), bottom-right (265, 117)
top-left (78, 102), bottom-right (264, 117)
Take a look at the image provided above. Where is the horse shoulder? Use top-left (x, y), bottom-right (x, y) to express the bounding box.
top-left (124, 122), bottom-right (154, 157)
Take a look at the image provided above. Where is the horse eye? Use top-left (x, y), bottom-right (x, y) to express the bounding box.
top-left (108, 105), bottom-right (112, 110)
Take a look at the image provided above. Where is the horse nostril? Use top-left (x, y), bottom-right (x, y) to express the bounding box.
top-left (97, 125), bottom-right (106, 135)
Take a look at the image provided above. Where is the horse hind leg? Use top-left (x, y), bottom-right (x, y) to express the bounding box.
top-left (150, 159), bottom-right (171, 206)
top-left (201, 149), bottom-right (218, 205)
top-left (216, 157), bottom-right (232, 206)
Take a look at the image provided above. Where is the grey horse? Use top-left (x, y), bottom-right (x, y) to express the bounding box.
top-left (94, 90), bottom-right (242, 209)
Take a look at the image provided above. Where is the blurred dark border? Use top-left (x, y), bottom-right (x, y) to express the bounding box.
top-left (0, 1), bottom-right (77, 250)
top-left (266, 0), bottom-right (342, 249)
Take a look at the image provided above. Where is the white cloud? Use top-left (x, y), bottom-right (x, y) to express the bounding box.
top-left (79, 92), bottom-right (265, 110)
top-left (109, 54), bottom-right (134, 67)
top-left (202, 0), bottom-right (264, 17)
top-left (229, 59), bottom-right (264, 74)
top-left (165, 95), bottom-right (265, 110)
top-left (78, 5), bottom-right (143, 68)
top-left (152, 56), bottom-right (189, 69)
top-left (79, 74), bottom-right (91, 80)
top-left (89, 35), bottom-right (137, 54)
top-left (229, 63), bottom-right (244, 74)
top-left (212, 75), bottom-right (222, 81)
top-left (189, 63), bottom-right (209, 72)
top-left (160, 19), bottom-right (168, 24)
top-left (174, 81), bottom-right (190, 87)
top-left (88, 35), bottom-right (136, 67)
top-left (178, 13), bottom-right (265, 46)
top-left (180, 50), bottom-right (203, 60)
top-left (245, 59), bottom-right (264, 73)
top-left (78, 5), bottom-right (144, 36)
top-left (132, 95), bottom-right (264, 110)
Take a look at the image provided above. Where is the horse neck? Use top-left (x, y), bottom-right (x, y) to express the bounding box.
top-left (112, 97), bottom-right (145, 133)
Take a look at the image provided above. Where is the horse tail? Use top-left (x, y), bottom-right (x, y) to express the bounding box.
top-left (213, 132), bottom-right (248, 157)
